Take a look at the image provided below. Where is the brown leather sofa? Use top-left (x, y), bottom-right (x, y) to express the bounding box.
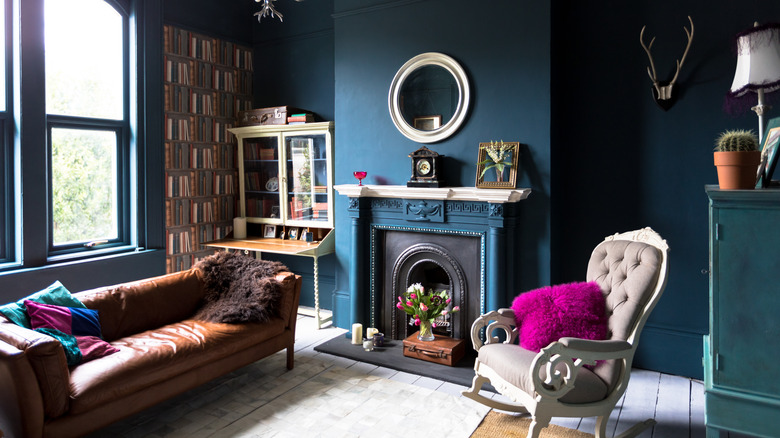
top-left (0, 267), bottom-right (302, 438)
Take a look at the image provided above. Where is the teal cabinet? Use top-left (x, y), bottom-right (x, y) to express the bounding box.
top-left (705, 186), bottom-right (780, 438)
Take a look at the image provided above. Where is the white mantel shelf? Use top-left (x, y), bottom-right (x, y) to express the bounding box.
top-left (334, 184), bottom-right (531, 203)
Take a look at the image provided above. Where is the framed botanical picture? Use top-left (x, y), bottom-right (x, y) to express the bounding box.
top-left (263, 224), bottom-right (277, 238)
top-left (413, 115), bottom-right (441, 131)
top-left (757, 117), bottom-right (780, 188)
top-left (475, 141), bottom-right (520, 189)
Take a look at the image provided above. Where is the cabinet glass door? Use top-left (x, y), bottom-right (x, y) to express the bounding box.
top-left (285, 134), bottom-right (329, 223)
top-left (242, 136), bottom-right (281, 219)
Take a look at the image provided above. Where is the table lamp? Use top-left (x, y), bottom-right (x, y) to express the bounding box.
top-left (726, 23), bottom-right (780, 143)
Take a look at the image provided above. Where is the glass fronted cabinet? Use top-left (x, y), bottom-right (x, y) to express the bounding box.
top-left (233, 122), bottom-right (334, 228)
top-left (205, 122), bottom-right (335, 329)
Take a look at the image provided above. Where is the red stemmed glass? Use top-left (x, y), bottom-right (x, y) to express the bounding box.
top-left (353, 171), bottom-right (367, 186)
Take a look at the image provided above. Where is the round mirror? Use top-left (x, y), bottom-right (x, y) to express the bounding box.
top-left (388, 52), bottom-right (470, 143)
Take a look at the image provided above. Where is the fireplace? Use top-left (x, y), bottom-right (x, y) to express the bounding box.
top-left (335, 185), bottom-right (531, 344)
top-left (378, 229), bottom-right (482, 341)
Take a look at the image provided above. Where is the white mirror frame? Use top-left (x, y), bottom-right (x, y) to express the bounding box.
top-left (388, 52), bottom-right (471, 144)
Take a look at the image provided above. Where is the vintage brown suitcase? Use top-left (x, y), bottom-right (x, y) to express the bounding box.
top-left (238, 106), bottom-right (304, 126)
top-left (402, 333), bottom-right (466, 366)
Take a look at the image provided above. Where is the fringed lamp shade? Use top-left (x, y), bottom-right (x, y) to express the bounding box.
top-left (725, 23), bottom-right (780, 142)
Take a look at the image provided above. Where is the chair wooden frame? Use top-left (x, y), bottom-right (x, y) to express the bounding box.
top-left (462, 228), bottom-right (670, 438)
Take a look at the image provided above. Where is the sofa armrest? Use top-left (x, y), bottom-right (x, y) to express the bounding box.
top-left (0, 320), bottom-right (71, 420)
top-left (0, 340), bottom-right (45, 438)
top-left (276, 272), bottom-right (302, 330)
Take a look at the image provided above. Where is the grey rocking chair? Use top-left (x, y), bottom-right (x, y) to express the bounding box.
top-left (462, 228), bottom-right (670, 438)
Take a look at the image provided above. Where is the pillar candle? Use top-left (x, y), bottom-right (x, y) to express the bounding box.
top-left (363, 339), bottom-right (374, 351)
top-left (233, 217), bottom-right (247, 239)
top-left (351, 323), bottom-right (363, 344)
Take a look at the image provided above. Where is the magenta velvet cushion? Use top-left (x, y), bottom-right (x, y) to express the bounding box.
top-left (25, 300), bottom-right (118, 365)
top-left (24, 300), bottom-right (102, 337)
top-left (510, 281), bottom-right (608, 352)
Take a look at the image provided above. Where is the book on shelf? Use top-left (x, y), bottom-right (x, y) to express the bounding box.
top-left (259, 148), bottom-right (275, 160)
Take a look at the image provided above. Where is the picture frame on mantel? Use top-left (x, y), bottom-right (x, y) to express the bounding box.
top-left (413, 115), bottom-right (441, 131)
top-left (757, 117), bottom-right (780, 188)
top-left (475, 141), bottom-right (519, 189)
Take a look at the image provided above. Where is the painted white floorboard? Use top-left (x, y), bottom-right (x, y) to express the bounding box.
top-left (614, 369), bottom-right (659, 438)
top-left (690, 379), bottom-right (706, 438)
top-left (86, 315), bottom-right (710, 437)
top-left (653, 373), bottom-right (692, 438)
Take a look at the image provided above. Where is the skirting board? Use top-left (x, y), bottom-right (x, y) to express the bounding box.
top-left (634, 325), bottom-right (704, 380)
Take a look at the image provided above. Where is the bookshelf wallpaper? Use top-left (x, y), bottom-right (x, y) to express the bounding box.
top-left (163, 25), bottom-right (253, 273)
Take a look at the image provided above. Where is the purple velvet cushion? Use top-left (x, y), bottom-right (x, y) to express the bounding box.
top-left (24, 300), bottom-right (102, 337)
top-left (510, 281), bottom-right (608, 352)
top-left (25, 300), bottom-right (118, 366)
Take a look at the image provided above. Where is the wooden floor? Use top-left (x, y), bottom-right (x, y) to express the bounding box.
top-left (301, 315), bottom-right (759, 438)
top-left (93, 313), bottom-right (748, 437)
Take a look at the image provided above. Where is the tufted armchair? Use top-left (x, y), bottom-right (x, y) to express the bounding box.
top-left (462, 228), bottom-right (669, 438)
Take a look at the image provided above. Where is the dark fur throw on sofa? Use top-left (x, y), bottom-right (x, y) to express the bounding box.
top-left (193, 251), bottom-right (288, 324)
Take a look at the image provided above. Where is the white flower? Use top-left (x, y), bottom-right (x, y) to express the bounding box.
top-left (406, 283), bottom-right (424, 293)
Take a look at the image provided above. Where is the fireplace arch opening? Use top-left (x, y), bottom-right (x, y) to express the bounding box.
top-left (377, 229), bottom-right (482, 342)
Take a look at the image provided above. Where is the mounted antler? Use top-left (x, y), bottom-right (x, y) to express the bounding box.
top-left (640, 16), bottom-right (694, 110)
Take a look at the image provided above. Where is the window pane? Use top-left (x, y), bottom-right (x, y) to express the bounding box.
top-left (51, 128), bottom-right (117, 245)
top-left (45, 0), bottom-right (123, 119)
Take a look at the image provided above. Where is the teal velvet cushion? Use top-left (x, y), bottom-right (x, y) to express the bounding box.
top-left (0, 281), bottom-right (86, 328)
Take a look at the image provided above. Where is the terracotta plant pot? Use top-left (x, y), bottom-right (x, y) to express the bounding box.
top-left (713, 151), bottom-right (761, 190)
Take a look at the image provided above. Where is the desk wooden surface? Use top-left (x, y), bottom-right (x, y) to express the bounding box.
top-left (204, 229), bottom-right (334, 258)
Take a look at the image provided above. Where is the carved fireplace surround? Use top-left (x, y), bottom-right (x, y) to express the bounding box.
top-left (334, 185), bottom-right (531, 342)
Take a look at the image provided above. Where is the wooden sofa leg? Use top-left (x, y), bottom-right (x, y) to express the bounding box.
top-left (286, 346), bottom-right (294, 370)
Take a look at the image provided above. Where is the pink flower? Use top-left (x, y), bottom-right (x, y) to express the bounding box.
top-left (396, 302), bottom-right (404, 309)
top-left (410, 293), bottom-right (417, 300)
top-left (414, 318), bottom-right (421, 326)
top-left (420, 303), bottom-right (428, 312)
top-left (452, 306), bottom-right (460, 312)
top-left (441, 310), bottom-right (448, 316)
top-left (398, 296), bottom-right (403, 302)
top-left (406, 301), bottom-right (413, 306)
top-left (432, 322), bottom-right (437, 328)
top-left (446, 298), bottom-right (451, 304)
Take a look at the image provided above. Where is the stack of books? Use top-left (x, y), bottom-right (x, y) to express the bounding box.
top-left (287, 113), bottom-right (315, 124)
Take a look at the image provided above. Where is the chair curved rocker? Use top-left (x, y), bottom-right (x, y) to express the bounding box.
top-left (462, 227), bottom-right (669, 438)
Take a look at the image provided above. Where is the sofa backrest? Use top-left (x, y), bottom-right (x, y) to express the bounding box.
top-left (76, 269), bottom-right (206, 341)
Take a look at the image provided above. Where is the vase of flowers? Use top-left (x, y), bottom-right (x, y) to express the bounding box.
top-left (396, 283), bottom-right (459, 341)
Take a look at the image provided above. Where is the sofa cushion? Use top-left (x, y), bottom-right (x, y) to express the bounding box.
top-left (67, 317), bottom-right (286, 415)
top-left (25, 300), bottom-right (102, 338)
top-left (76, 269), bottom-right (206, 342)
top-left (0, 281), bottom-right (85, 329)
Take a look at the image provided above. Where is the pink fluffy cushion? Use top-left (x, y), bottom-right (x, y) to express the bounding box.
top-left (510, 281), bottom-right (608, 352)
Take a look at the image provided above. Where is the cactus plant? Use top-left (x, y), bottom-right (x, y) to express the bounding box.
top-left (714, 129), bottom-right (759, 152)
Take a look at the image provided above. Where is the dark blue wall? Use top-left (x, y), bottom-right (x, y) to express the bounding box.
top-left (551, 1), bottom-right (780, 379)
top-left (330, 0), bottom-right (552, 340)
top-left (166, 0), bottom-right (780, 379)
